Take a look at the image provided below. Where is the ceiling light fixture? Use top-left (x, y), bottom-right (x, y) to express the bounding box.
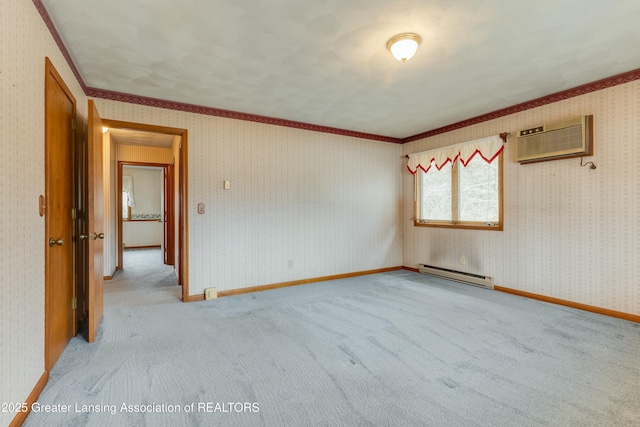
top-left (387, 33), bottom-right (421, 63)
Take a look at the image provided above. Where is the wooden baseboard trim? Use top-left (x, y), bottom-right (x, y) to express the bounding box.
top-left (184, 293), bottom-right (205, 302)
top-left (10, 371), bottom-right (49, 427)
top-left (103, 266), bottom-right (117, 281)
top-left (104, 265), bottom-right (122, 281)
top-left (403, 266), bottom-right (419, 273)
top-left (494, 286), bottom-right (640, 324)
top-left (185, 267), bottom-right (404, 301)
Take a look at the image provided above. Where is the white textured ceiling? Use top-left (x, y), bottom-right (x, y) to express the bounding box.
top-left (42, 0), bottom-right (640, 139)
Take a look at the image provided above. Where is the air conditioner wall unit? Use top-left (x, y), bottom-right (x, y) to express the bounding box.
top-left (517, 115), bottom-right (593, 164)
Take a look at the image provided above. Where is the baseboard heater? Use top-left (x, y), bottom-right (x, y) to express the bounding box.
top-left (418, 264), bottom-right (494, 290)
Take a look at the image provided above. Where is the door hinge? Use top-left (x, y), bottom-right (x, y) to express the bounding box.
top-left (72, 118), bottom-right (77, 130)
top-left (72, 297), bottom-right (77, 310)
top-left (71, 208), bottom-right (76, 220)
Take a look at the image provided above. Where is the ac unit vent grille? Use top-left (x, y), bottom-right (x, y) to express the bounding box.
top-left (517, 115), bottom-right (593, 163)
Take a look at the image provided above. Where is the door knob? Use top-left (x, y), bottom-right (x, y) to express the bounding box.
top-left (49, 237), bottom-right (64, 247)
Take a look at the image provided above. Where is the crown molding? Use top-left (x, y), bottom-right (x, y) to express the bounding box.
top-left (401, 68), bottom-right (640, 143)
top-left (32, 0), bottom-right (87, 92)
top-left (34, 0), bottom-right (640, 144)
top-left (85, 87), bottom-right (402, 143)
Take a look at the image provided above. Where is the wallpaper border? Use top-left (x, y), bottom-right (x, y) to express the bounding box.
top-left (31, 0), bottom-right (87, 93)
top-left (402, 68), bottom-right (640, 142)
top-left (33, 0), bottom-right (640, 144)
top-left (85, 87), bottom-right (401, 143)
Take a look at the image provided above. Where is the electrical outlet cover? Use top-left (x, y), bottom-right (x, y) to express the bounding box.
top-left (205, 287), bottom-right (218, 300)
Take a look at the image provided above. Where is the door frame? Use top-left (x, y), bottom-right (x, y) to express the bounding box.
top-left (102, 119), bottom-right (189, 302)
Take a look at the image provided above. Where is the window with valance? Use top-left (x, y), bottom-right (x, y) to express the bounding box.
top-left (407, 134), bottom-right (504, 230)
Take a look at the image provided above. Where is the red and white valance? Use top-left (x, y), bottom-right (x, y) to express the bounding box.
top-left (406, 134), bottom-right (504, 175)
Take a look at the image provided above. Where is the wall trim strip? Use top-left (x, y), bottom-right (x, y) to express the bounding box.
top-left (32, 0), bottom-right (87, 92)
top-left (406, 267), bottom-right (639, 323)
top-left (34, 0), bottom-right (640, 145)
top-left (86, 87), bottom-right (401, 143)
top-left (32, 0), bottom-right (640, 144)
top-left (186, 267), bottom-right (404, 301)
top-left (10, 371), bottom-right (49, 427)
top-left (402, 68), bottom-right (640, 143)
top-left (495, 286), bottom-right (640, 324)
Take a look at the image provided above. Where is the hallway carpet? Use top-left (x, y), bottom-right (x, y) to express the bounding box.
top-left (25, 250), bottom-right (640, 426)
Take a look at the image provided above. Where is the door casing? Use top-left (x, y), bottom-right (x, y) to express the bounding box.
top-left (103, 119), bottom-right (189, 301)
top-left (118, 162), bottom-right (172, 264)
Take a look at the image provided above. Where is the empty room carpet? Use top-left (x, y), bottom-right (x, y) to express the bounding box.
top-left (25, 256), bottom-right (640, 426)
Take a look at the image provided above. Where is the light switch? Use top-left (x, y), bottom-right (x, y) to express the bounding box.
top-left (197, 203), bottom-right (205, 214)
top-left (223, 180), bottom-right (230, 190)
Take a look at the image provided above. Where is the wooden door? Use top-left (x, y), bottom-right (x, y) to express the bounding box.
top-left (87, 100), bottom-right (104, 342)
top-left (164, 164), bottom-right (175, 265)
top-left (44, 58), bottom-right (76, 370)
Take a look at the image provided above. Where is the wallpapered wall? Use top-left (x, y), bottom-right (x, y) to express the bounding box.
top-left (92, 98), bottom-right (404, 296)
top-left (4, 0), bottom-right (638, 422)
top-left (0, 1), bottom-right (88, 424)
top-left (117, 144), bottom-right (174, 164)
top-left (402, 80), bottom-right (640, 316)
top-left (122, 166), bottom-right (163, 219)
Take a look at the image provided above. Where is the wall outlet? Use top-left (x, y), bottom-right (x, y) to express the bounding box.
top-left (460, 256), bottom-right (466, 266)
top-left (205, 287), bottom-right (218, 300)
top-left (288, 260), bottom-right (293, 269)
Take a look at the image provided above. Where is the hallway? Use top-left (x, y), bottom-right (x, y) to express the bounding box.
top-left (108, 248), bottom-right (181, 304)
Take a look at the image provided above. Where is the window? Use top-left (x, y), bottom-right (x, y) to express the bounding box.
top-left (122, 191), bottom-right (131, 220)
top-left (122, 175), bottom-right (134, 221)
top-left (408, 135), bottom-right (504, 230)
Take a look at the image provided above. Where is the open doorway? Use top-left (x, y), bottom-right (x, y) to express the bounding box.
top-left (119, 164), bottom-right (171, 266)
top-left (101, 119), bottom-right (189, 302)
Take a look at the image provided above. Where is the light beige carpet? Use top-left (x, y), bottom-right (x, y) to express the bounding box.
top-left (25, 249), bottom-right (640, 426)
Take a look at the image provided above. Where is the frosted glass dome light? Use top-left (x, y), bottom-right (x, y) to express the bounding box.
top-left (387, 33), bottom-right (421, 62)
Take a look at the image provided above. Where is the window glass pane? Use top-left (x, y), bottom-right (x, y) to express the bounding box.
top-left (122, 192), bottom-right (129, 219)
top-left (458, 156), bottom-right (498, 222)
top-left (420, 166), bottom-right (452, 221)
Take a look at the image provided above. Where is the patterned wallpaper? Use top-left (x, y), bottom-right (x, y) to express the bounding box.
top-left (117, 144), bottom-right (173, 164)
top-left (5, 0), bottom-right (638, 422)
top-left (0, 1), bottom-right (88, 425)
top-left (93, 98), bottom-right (404, 296)
top-left (402, 80), bottom-right (640, 316)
